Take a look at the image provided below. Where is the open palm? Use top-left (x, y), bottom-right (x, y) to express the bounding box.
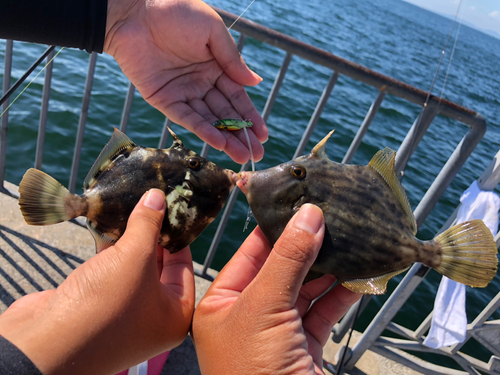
top-left (104, 0), bottom-right (267, 163)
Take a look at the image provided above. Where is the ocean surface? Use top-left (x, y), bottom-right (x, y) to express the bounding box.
top-left (1, 0), bottom-right (499, 366)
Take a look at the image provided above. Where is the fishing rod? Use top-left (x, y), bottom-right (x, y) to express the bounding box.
top-left (0, 45), bottom-right (55, 107)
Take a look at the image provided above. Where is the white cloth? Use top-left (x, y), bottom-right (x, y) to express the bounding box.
top-left (127, 360), bottom-right (148, 375)
top-left (423, 180), bottom-right (500, 349)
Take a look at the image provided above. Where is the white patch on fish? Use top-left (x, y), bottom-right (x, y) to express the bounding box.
top-left (166, 188), bottom-right (197, 229)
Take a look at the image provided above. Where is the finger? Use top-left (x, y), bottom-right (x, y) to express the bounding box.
top-left (164, 101), bottom-right (228, 151)
top-left (208, 14), bottom-right (262, 87)
top-left (302, 284), bottom-right (362, 347)
top-left (204, 86), bottom-right (265, 162)
top-left (115, 189), bottom-right (166, 264)
top-left (296, 275), bottom-right (336, 317)
top-left (231, 127), bottom-right (265, 162)
top-left (246, 204), bottom-right (325, 312)
top-left (159, 246), bottom-right (194, 298)
top-left (207, 226), bottom-right (271, 300)
top-left (188, 98), bottom-right (219, 125)
top-left (215, 75), bottom-right (268, 143)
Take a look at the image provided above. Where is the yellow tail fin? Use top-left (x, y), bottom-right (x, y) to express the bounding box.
top-left (19, 168), bottom-right (72, 225)
top-left (434, 219), bottom-right (498, 288)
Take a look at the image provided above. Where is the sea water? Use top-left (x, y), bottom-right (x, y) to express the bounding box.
top-left (1, 0), bottom-right (499, 367)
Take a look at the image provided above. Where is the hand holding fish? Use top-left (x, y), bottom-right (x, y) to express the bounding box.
top-left (105, 0), bottom-right (268, 164)
top-left (0, 189), bottom-right (195, 374)
top-left (192, 204), bottom-right (361, 374)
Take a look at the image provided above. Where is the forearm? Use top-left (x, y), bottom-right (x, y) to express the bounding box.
top-left (0, 0), bottom-right (107, 53)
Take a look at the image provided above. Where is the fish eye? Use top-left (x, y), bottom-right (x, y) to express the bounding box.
top-left (290, 165), bottom-right (306, 179)
top-left (188, 158), bottom-right (201, 171)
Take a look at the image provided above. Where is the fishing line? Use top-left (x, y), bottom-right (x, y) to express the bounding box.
top-left (222, 0), bottom-right (258, 231)
top-left (399, 0), bottom-right (463, 182)
top-left (334, 296), bottom-right (364, 375)
top-left (0, 45), bottom-right (56, 107)
top-left (228, 0), bottom-right (257, 30)
top-left (439, 2), bottom-right (464, 100)
top-left (0, 46), bottom-right (64, 119)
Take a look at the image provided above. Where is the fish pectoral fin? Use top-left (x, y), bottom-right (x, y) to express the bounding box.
top-left (87, 219), bottom-right (117, 254)
top-left (367, 148), bottom-right (417, 235)
top-left (341, 267), bottom-right (409, 295)
top-left (83, 128), bottom-right (136, 190)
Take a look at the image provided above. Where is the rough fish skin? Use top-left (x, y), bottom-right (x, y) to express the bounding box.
top-left (237, 131), bottom-right (498, 294)
top-left (19, 128), bottom-right (237, 254)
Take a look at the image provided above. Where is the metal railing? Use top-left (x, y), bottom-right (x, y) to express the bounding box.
top-left (1, 7), bottom-right (497, 374)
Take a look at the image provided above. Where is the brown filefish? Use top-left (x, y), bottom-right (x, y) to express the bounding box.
top-left (19, 128), bottom-right (236, 253)
top-left (237, 131), bottom-right (498, 294)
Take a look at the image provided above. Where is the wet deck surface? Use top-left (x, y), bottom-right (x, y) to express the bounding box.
top-left (0, 181), bottom-right (422, 374)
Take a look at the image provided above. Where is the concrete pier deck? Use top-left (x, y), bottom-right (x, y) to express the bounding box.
top-left (0, 181), bottom-right (422, 374)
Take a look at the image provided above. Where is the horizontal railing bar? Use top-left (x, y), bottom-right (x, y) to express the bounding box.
top-left (369, 345), bottom-right (469, 375)
top-left (214, 7), bottom-right (485, 129)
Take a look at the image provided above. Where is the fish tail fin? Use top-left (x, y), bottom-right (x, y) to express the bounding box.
top-left (19, 168), bottom-right (85, 225)
top-left (434, 219), bottom-right (498, 288)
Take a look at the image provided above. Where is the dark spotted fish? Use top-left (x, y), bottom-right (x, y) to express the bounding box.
top-left (19, 128), bottom-right (236, 253)
top-left (237, 131), bottom-right (498, 294)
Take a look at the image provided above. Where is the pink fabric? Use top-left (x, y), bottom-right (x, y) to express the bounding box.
top-left (115, 351), bottom-right (170, 375)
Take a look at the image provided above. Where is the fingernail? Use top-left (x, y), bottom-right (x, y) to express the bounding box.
top-left (252, 71), bottom-right (263, 82)
top-left (144, 189), bottom-right (166, 211)
top-left (294, 204), bottom-right (323, 234)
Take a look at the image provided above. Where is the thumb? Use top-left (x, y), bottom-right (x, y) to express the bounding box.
top-left (248, 204), bottom-right (325, 312)
top-left (115, 189), bottom-right (166, 259)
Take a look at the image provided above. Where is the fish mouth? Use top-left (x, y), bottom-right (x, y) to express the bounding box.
top-left (227, 169), bottom-right (239, 186)
top-left (292, 195), bottom-right (306, 211)
top-left (236, 171), bottom-right (249, 193)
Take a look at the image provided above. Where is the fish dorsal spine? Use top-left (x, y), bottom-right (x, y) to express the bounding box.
top-left (311, 130), bottom-right (335, 158)
top-left (368, 147), bottom-right (417, 235)
top-left (166, 126), bottom-right (183, 147)
top-left (83, 128), bottom-right (136, 190)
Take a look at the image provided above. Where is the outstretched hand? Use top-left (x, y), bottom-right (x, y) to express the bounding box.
top-left (0, 189), bottom-right (195, 375)
top-left (105, 0), bottom-right (268, 164)
top-left (192, 204), bottom-right (362, 374)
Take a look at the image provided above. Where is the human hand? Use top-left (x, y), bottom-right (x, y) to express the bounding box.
top-left (104, 0), bottom-right (268, 164)
top-left (192, 204), bottom-right (362, 374)
top-left (0, 189), bottom-right (195, 375)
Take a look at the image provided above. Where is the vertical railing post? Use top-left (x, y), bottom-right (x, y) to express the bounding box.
top-left (35, 48), bottom-right (55, 169)
top-left (395, 102), bottom-right (439, 175)
top-left (69, 52), bottom-right (98, 194)
top-left (261, 52), bottom-right (293, 123)
top-left (158, 118), bottom-right (173, 149)
top-left (0, 40), bottom-right (13, 189)
top-left (342, 89), bottom-right (386, 164)
top-left (197, 161), bottom-right (250, 279)
top-left (119, 82), bottom-right (135, 133)
top-left (413, 120), bottom-right (486, 227)
top-left (294, 71), bottom-right (339, 158)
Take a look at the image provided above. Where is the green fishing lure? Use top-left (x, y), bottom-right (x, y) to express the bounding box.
top-left (213, 119), bottom-right (253, 131)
